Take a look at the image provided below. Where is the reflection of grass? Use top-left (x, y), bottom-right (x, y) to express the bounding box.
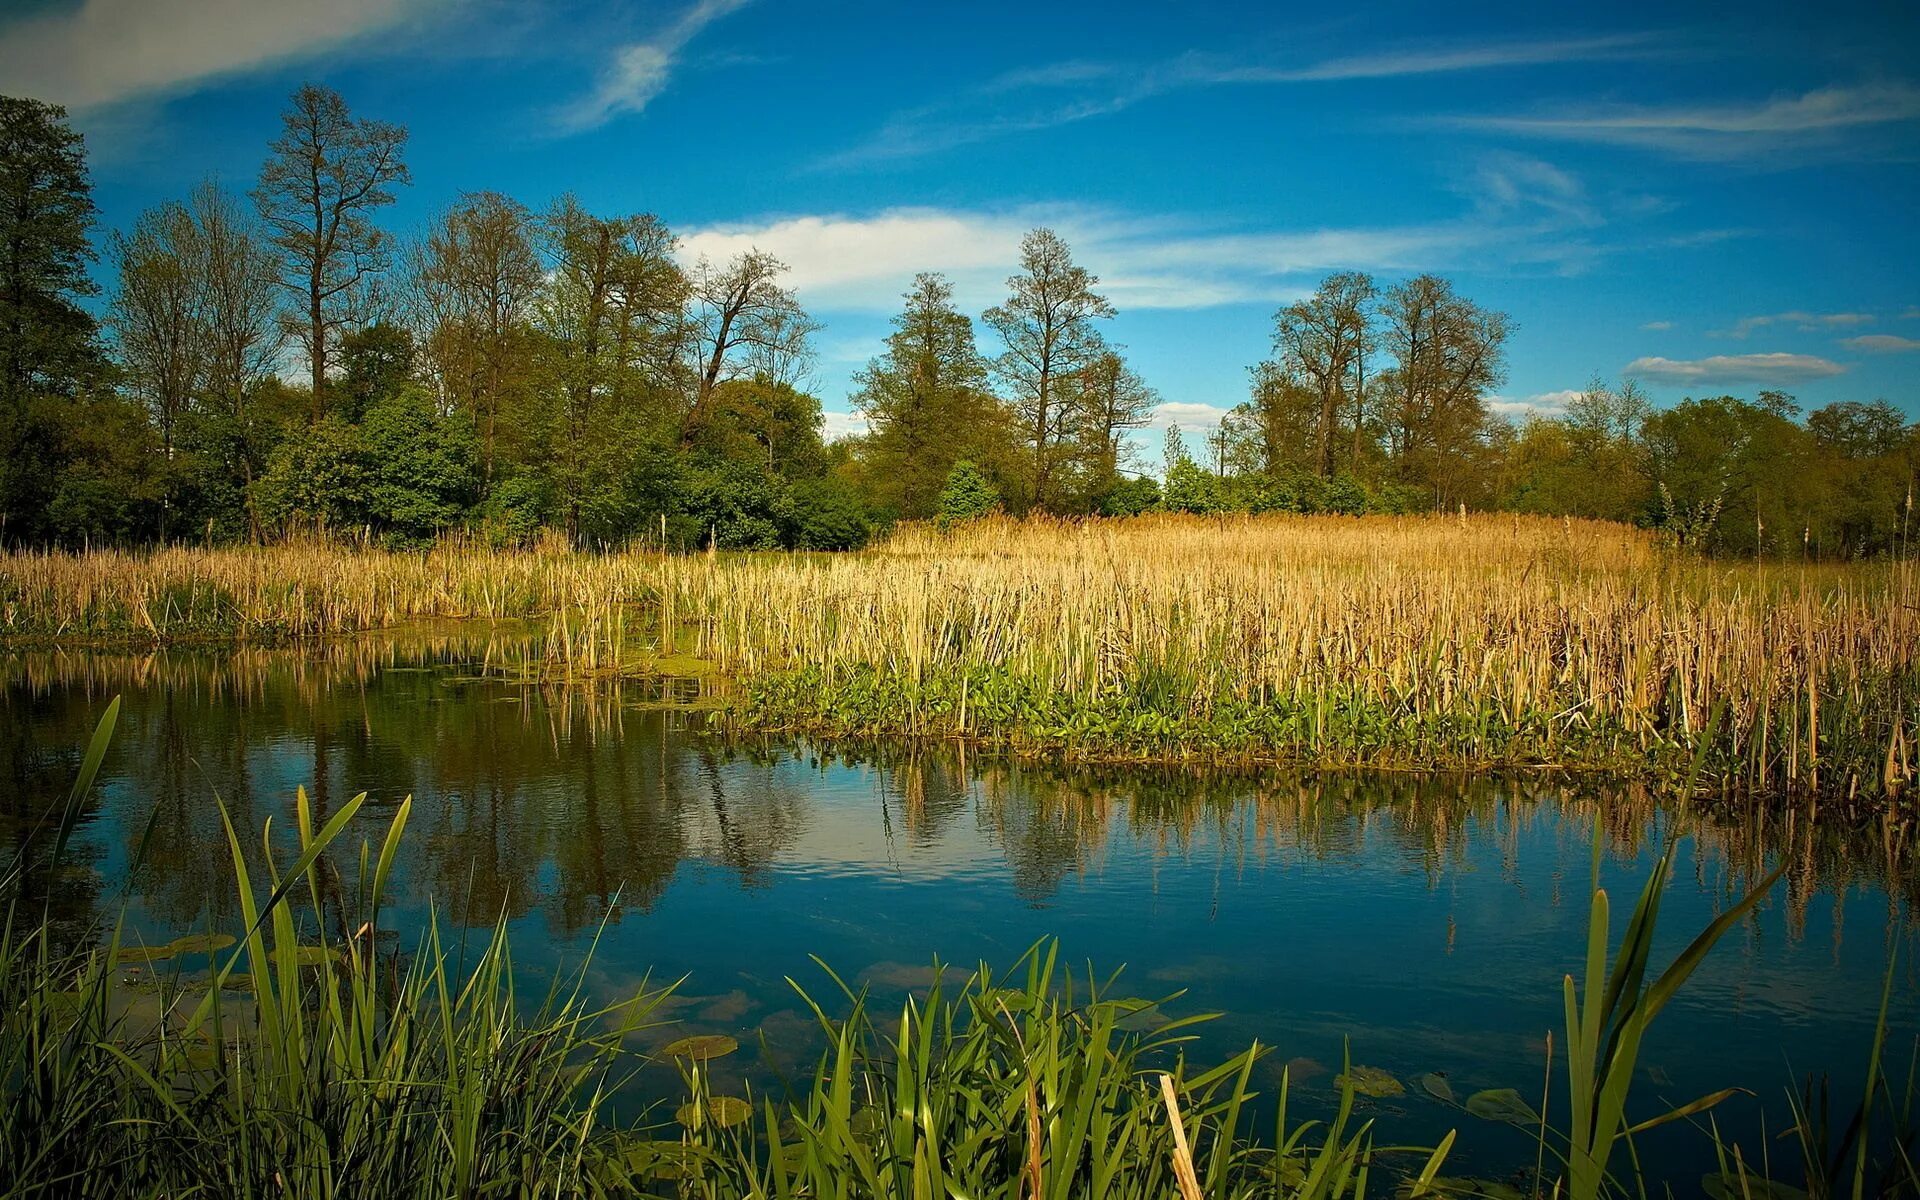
top-left (6, 702), bottom-right (1916, 1198)
top-left (4, 514), bottom-right (1915, 803)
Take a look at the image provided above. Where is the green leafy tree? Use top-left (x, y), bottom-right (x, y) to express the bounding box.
top-left (853, 273), bottom-right (1004, 517)
top-left (937, 461), bottom-right (1000, 528)
top-left (253, 416), bottom-right (368, 536)
top-left (0, 95), bottom-right (102, 539)
top-left (360, 385), bottom-right (479, 545)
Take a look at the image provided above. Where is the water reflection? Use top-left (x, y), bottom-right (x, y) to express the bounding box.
top-left (2, 639), bottom-right (1917, 1180)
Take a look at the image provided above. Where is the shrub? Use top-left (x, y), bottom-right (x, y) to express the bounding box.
top-left (937, 461), bottom-right (1000, 528)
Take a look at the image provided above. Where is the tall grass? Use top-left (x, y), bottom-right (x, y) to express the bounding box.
top-left (2, 513), bottom-right (1914, 799)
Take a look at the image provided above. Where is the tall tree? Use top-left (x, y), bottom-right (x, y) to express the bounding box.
top-left (255, 84), bottom-right (409, 419)
top-left (983, 228), bottom-right (1113, 512)
top-left (406, 191), bottom-right (543, 492)
top-left (1073, 347), bottom-right (1156, 507)
top-left (0, 96), bottom-right (101, 538)
top-left (537, 196), bottom-right (687, 541)
top-left (109, 201), bottom-right (202, 459)
top-left (188, 181), bottom-right (283, 428)
top-left (852, 272), bottom-right (1002, 517)
top-left (1378, 274), bottom-right (1510, 501)
top-left (686, 249), bottom-right (817, 443)
top-left (1272, 272), bottom-right (1374, 479)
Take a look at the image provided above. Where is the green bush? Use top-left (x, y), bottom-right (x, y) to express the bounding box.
top-left (936, 460), bottom-right (1000, 528)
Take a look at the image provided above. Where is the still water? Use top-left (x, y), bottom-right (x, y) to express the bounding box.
top-left (3, 635), bottom-right (1916, 1183)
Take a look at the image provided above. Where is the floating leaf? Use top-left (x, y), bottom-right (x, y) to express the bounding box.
top-left (218, 973), bottom-right (254, 992)
top-left (116, 945), bottom-right (174, 965)
top-left (1702, 1176), bottom-right (1809, 1200)
top-left (850, 1105), bottom-right (887, 1136)
top-left (660, 1034), bottom-right (739, 1061)
top-left (676, 1096), bottom-right (752, 1128)
top-left (1335, 1065), bottom-right (1404, 1098)
top-left (166, 933), bottom-right (236, 955)
top-left (269, 945), bottom-right (336, 968)
top-left (1465, 1088), bottom-right (1540, 1126)
top-left (619, 1138), bottom-right (715, 1180)
top-left (1416, 1072), bottom-right (1455, 1104)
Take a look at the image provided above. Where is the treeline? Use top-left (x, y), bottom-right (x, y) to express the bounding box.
top-left (2, 88), bottom-right (1914, 557)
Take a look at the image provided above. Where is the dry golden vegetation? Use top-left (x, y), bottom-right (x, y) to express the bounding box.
top-left (2, 513), bottom-right (1914, 800)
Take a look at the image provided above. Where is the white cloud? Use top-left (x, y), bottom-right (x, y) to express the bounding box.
top-left (677, 176), bottom-right (1622, 316)
top-left (555, 0), bottom-right (750, 131)
top-left (1623, 353), bottom-right (1847, 384)
top-left (1640, 320), bottom-right (1673, 331)
top-left (0, 0), bottom-right (434, 111)
top-left (1151, 401), bottom-right (1232, 432)
top-left (1903, 307), bottom-right (1920, 320)
top-left (1202, 34), bottom-right (1655, 85)
top-left (1840, 334), bottom-right (1920, 353)
top-left (820, 409), bottom-right (868, 442)
top-left (1488, 389), bottom-right (1583, 418)
top-left (1443, 84), bottom-right (1920, 159)
top-left (1723, 310), bottom-right (1874, 338)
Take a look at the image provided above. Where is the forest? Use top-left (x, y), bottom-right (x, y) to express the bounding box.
top-left (2, 87), bottom-right (1914, 558)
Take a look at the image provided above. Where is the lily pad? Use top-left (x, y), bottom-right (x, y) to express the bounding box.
top-left (676, 1095), bottom-right (753, 1128)
top-left (1335, 1065), bottom-right (1404, 1098)
top-left (1701, 1176), bottom-right (1809, 1200)
top-left (1416, 1072), bottom-right (1456, 1104)
top-left (115, 944), bottom-right (175, 964)
top-left (1406, 1178), bottom-right (1527, 1200)
top-left (660, 1034), bottom-right (739, 1061)
top-left (166, 933), bottom-right (237, 955)
top-left (218, 973), bottom-right (254, 992)
top-left (619, 1138), bottom-right (714, 1180)
top-left (1464, 1088), bottom-right (1540, 1126)
top-left (850, 1105), bottom-right (887, 1136)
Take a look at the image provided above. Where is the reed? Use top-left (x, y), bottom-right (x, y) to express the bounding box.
top-left (2, 513), bottom-right (1914, 800)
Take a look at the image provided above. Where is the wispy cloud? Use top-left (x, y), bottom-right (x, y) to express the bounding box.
top-left (1841, 334), bottom-right (1920, 353)
top-left (1443, 83), bottom-right (1920, 159)
top-left (825, 33), bottom-right (1661, 166)
top-left (1640, 320), bottom-right (1674, 331)
top-left (0, 0), bottom-right (438, 111)
top-left (1721, 310), bottom-right (1874, 338)
top-left (1624, 353), bottom-right (1847, 384)
top-left (555, 0), bottom-right (750, 132)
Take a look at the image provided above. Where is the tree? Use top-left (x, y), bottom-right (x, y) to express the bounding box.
top-left (337, 321), bottom-right (415, 422)
top-left (852, 273), bottom-right (1001, 517)
top-left (686, 250), bottom-right (817, 443)
top-left (1228, 360), bottom-right (1320, 476)
top-left (1073, 348), bottom-right (1157, 510)
top-left (937, 461), bottom-right (1000, 528)
top-left (406, 191), bottom-right (543, 492)
top-left (255, 84), bottom-right (409, 418)
top-left (0, 95), bottom-right (100, 536)
top-left (108, 201), bottom-right (202, 460)
top-left (693, 375), bottom-right (827, 477)
top-left (536, 196), bottom-right (688, 542)
top-left (1378, 274), bottom-right (1510, 504)
top-left (1272, 272), bottom-right (1374, 479)
top-left (983, 229), bottom-right (1114, 512)
top-left (360, 385), bottom-right (479, 546)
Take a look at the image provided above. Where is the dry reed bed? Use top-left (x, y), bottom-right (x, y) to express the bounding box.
top-left (2, 514), bottom-right (1914, 796)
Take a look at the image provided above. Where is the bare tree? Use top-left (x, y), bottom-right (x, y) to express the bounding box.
top-left (685, 249), bottom-right (817, 442)
top-left (189, 181), bottom-right (283, 427)
top-left (254, 84), bottom-right (409, 418)
top-left (109, 201), bottom-right (202, 458)
top-left (1272, 271), bottom-right (1374, 478)
top-left (983, 228), bottom-right (1113, 511)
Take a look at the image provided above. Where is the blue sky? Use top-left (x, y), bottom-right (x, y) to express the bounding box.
top-left (3, 0), bottom-right (1917, 445)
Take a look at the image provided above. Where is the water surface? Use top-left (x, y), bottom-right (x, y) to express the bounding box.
top-left (3, 636), bottom-right (1915, 1184)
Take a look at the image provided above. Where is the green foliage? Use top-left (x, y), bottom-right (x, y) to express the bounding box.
top-left (1097, 474), bottom-right (1161, 516)
top-left (480, 473), bottom-right (551, 547)
top-left (252, 416), bottom-right (368, 535)
top-left (937, 460), bottom-right (1001, 527)
top-left (1163, 457), bottom-right (1224, 513)
top-left (359, 385), bottom-right (479, 546)
top-left (782, 475), bottom-right (876, 550)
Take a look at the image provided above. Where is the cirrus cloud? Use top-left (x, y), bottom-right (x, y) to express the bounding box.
top-left (1623, 353), bottom-right (1846, 384)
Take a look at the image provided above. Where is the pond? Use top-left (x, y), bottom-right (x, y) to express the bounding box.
top-left (3, 633), bottom-right (1916, 1186)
